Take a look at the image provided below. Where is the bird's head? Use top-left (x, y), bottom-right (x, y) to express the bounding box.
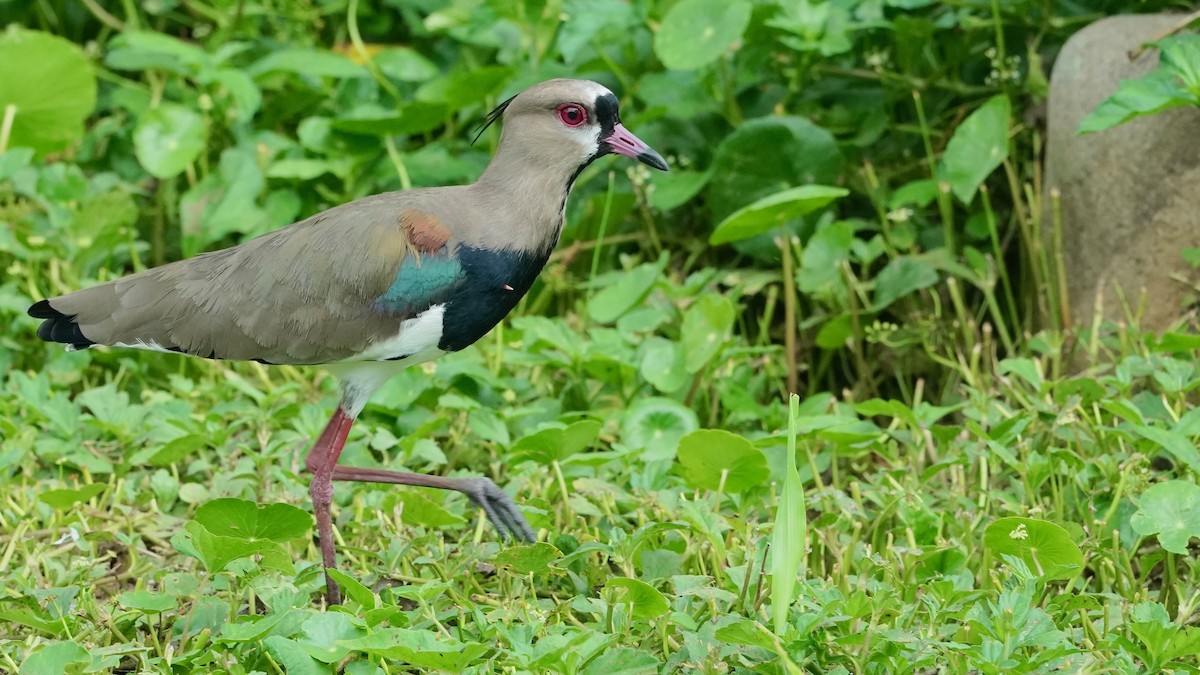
top-left (476, 79), bottom-right (669, 174)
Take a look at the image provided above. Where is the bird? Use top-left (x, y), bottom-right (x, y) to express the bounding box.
top-left (27, 78), bottom-right (668, 604)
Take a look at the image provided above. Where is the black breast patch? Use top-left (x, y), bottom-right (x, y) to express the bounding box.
top-left (437, 245), bottom-right (551, 352)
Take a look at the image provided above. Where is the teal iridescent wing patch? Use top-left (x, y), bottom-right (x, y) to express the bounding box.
top-left (376, 255), bottom-right (463, 314)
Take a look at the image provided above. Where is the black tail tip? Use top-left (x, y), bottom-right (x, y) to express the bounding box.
top-left (28, 299), bottom-right (57, 319)
top-left (29, 299), bottom-right (95, 350)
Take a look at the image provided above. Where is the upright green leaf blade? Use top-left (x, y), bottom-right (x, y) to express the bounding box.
top-left (772, 394), bottom-right (807, 634)
top-left (939, 95), bottom-right (1010, 203)
top-left (709, 185), bottom-right (849, 245)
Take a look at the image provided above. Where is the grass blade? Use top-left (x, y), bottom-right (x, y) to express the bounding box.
top-left (771, 393), bottom-right (807, 635)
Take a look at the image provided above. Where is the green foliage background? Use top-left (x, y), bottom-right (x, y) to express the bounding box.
top-left (2, 0), bottom-right (1200, 672)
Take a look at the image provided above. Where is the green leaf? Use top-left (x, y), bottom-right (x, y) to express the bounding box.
top-left (263, 636), bottom-right (326, 675)
top-left (640, 337), bottom-right (687, 393)
top-left (648, 169), bottom-right (711, 211)
top-left (655, 0), bottom-right (751, 71)
top-left (374, 48), bottom-right (439, 82)
top-left (512, 420), bottom-right (602, 464)
top-left (1130, 480), bottom-right (1200, 554)
top-left (415, 66), bottom-right (513, 111)
top-left (681, 295), bottom-right (735, 373)
top-left (296, 612), bottom-right (366, 663)
top-left (331, 102), bottom-right (447, 136)
top-left (1160, 35), bottom-right (1200, 93)
top-left (873, 256), bottom-right (939, 309)
top-left (707, 117), bottom-right (842, 256)
top-left (494, 542), bottom-right (561, 574)
top-left (604, 577), bottom-right (670, 620)
top-left (133, 104), bottom-right (207, 179)
top-left (395, 490), bottom-right (466, 528)
top-left (939, 95), bottom-right (1010, 203)
top-left (324, 569), bottom-right (378, 609)
top-left (181, 520), bottom-right (295, 574)
top-left (580, 647), bottom-right (659, 675)
top-left (217, 609), bottom-right (295, 643)
top-left (0, 27), bottom-right (96, 156)
top-left (194, 498), bottom-right (313, 542)
top-left (798, 220), bottom-right (856, 294)
top-left (336, 628), bottom-right (488, 671)
top-left (1082, 73), bottom-right (1194, 134)
top-left (772, 394), bottom-right (807, 634)
top-left (104, 30), bottom-right (212, 75)
top-left (983, 517), bottom-right (1084, 581)
top-left (709, 185), bottom-right (849, 245)
top-left (18, 641), bottom-right (89, 675)
top-left (715, 618), bottom-right (777, 650)
top-left (676, 429), bottom-right (769, 493)
top-left (38, 483), bottom-right (105, 510)
top-left (1130, 426), bottom-right (1200, 475)
top-left (116, 591), bottom-right (177, 614)
top-left (588, 255), bottom-right (668, 323)
top-left (621, 397), bottom-right (699, 461)
top-left (247, 48), bottom-right (366, 79)
top-left (130, 433), bottom-right (208, 466)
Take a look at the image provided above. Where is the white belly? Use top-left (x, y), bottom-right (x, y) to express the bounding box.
top-left (353, 304), bottom-right (447, 363)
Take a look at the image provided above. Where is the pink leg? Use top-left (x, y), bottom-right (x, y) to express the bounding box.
top-left (303, 407), bottom-right (535, 605)
top-left (304, 406), bottom-right (356, 605)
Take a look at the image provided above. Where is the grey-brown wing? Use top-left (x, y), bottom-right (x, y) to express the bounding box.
top-left (34, 194), bottom-right (457, 365)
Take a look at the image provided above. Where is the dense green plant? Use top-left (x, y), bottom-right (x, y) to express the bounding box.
top-left (3, 0), bottom-right (1200, 672)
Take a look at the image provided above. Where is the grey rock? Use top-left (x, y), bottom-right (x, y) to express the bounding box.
top-left (1045, 13), bottom-right (1200, 331)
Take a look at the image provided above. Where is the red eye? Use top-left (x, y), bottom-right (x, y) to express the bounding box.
top-left (556, 103), bottom-right (587, 127)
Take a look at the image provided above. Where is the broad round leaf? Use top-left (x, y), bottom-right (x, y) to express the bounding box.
top-left (710, 185), bottom-right (849, 245)
top-left (194, 498), bottom-right (312, 542)
top-left (296, 612), bottom-right (366, 664)
top-left (181, 520), bottom-right (295, 574)
top-left (1130, 480), bottom-right (1200, 555)
top-left (604, 577), bottom-right (669, 620)
top-left (0, 27), bottom-right (96, 156)
top-left (983, 517), bottom-right (1083, 581)
top-left (655, 0), bottom-right (751, 71)
top-left (494, 542), bottom-right (562, 574)
top-left (133, 104), bottom-right (206, 178)
top-left (621, 397), bottom-right (699, 461)
top-left (676, 429), bottom-right (769, 493)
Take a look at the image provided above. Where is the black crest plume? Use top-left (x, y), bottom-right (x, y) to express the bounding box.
top-left (472, 94), bottom-right (517, 145)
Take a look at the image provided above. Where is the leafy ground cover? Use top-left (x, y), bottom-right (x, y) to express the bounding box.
top-left (3, 0), bottom-right (1200, 672)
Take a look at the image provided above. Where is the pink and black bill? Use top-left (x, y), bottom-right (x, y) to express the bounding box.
top-left (592, 92), bottom-right (668, 172)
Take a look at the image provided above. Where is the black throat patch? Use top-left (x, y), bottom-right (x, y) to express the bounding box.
top-left (592, 93), bottom-right (620, 157)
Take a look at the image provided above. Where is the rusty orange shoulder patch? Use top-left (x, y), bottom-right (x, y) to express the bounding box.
top-left (400, 210), bottom-right (452, 254)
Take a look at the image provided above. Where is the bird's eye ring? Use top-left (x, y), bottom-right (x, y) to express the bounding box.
top-left (556, 103), bottom-right (587, 127)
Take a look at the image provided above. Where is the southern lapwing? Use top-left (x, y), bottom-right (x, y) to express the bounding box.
top-left (28, 78), bottom-right (668, 604)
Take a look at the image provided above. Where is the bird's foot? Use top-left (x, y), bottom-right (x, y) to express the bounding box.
top-left (459, 477), bottom-right (536, 543)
